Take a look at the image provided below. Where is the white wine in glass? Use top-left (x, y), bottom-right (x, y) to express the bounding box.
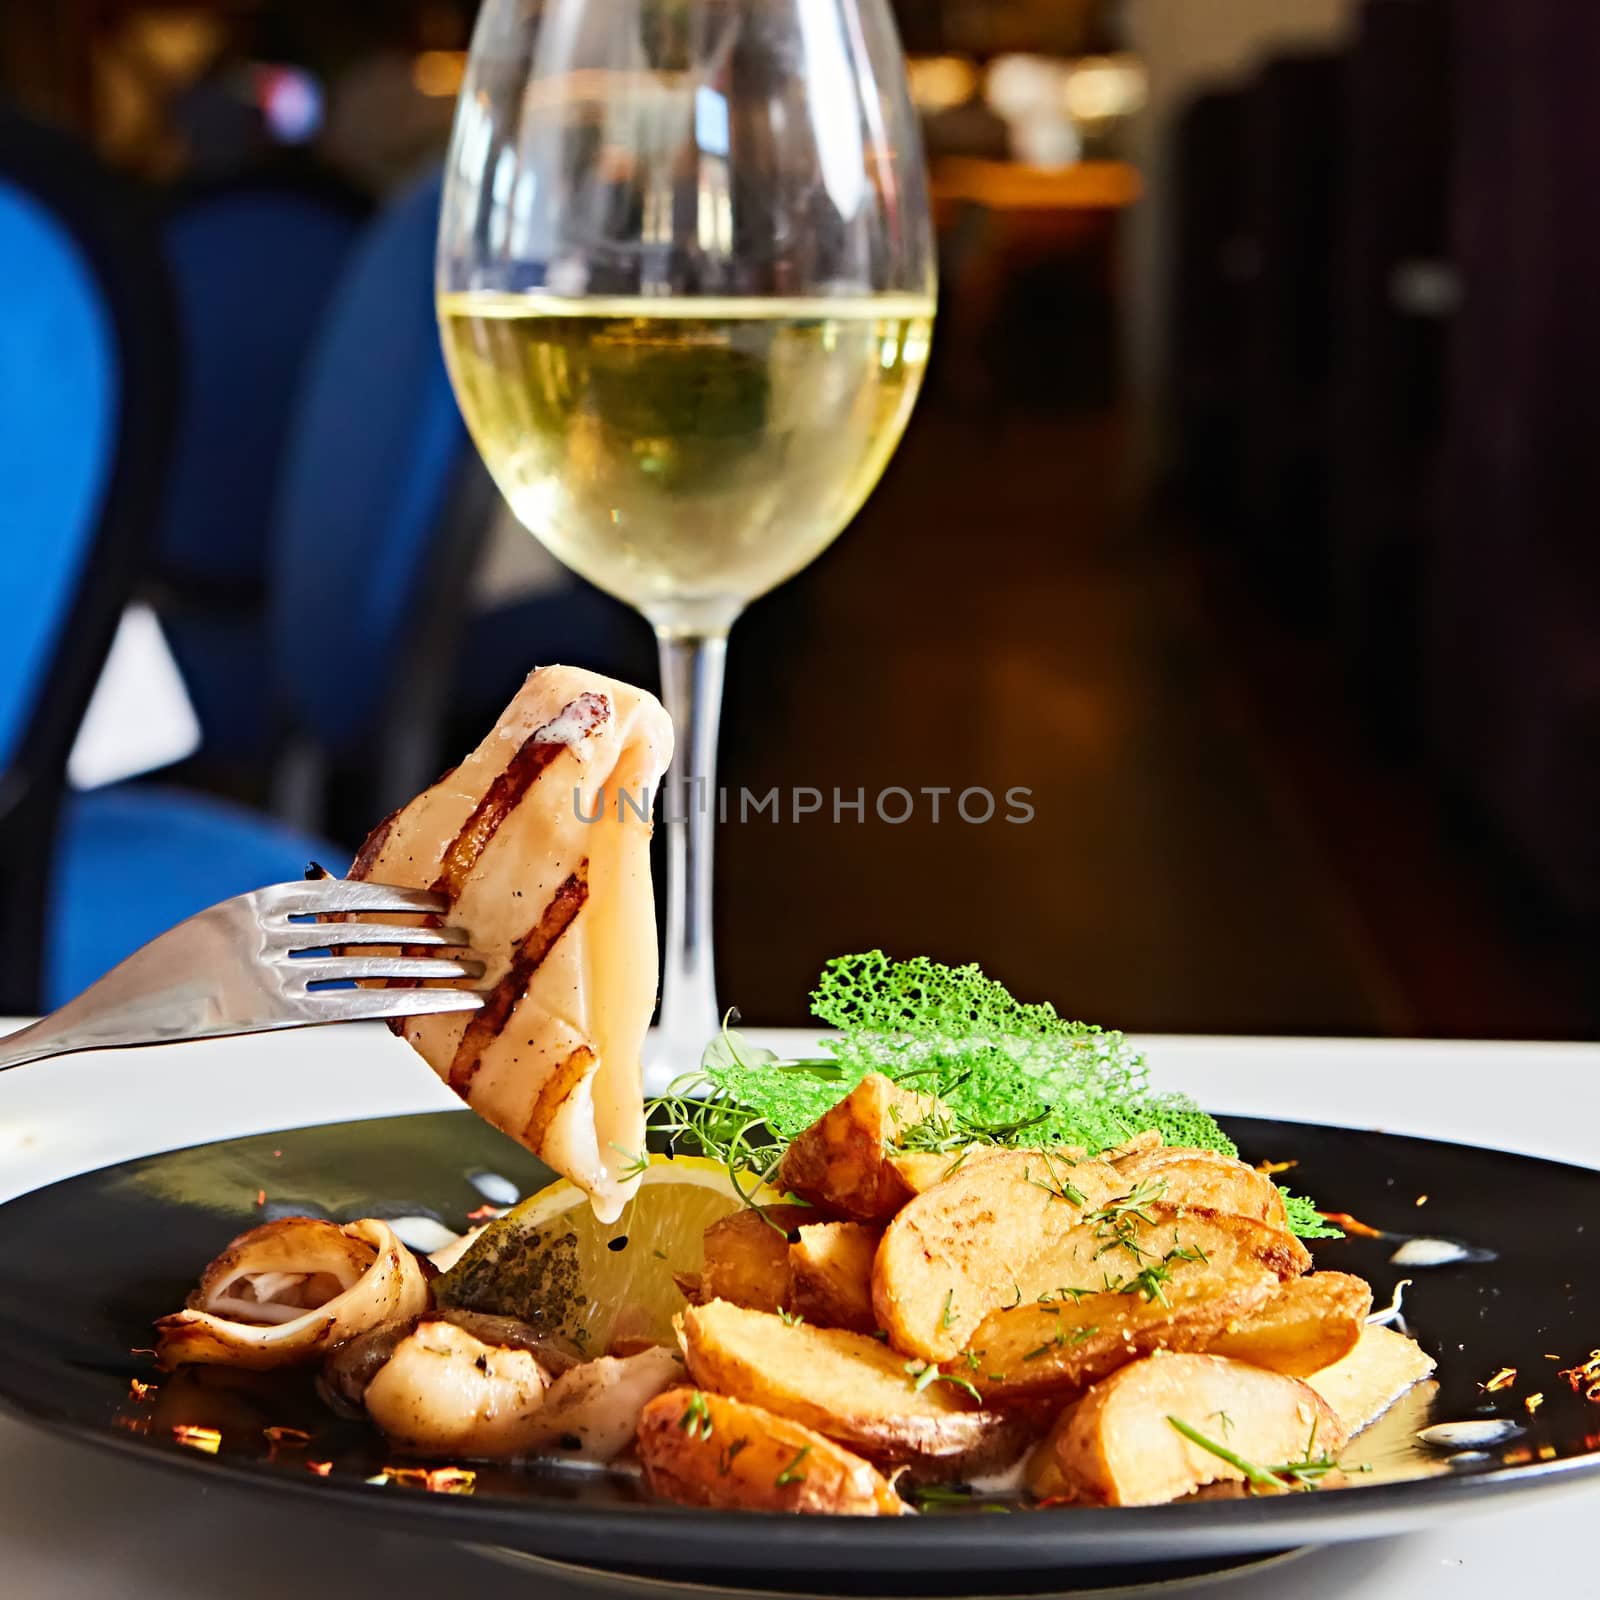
top-left (438, 295), bottom-right (932, 620)
top-left (437, 0), bottom-right (936, 1086)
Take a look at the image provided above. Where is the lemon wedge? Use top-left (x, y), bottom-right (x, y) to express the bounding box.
top-left (434, 1155), bottom-right (778, 1355)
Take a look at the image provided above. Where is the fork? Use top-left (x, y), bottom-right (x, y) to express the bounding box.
top-left (0, 880), bottom-right (485, 1072)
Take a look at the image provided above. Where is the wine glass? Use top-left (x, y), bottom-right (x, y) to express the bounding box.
top-left (437, 0), bottom-right (936, 1088)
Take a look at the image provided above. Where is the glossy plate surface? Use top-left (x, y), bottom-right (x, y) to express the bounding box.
top-left (1, 1111), bottom-right (1597, 1591)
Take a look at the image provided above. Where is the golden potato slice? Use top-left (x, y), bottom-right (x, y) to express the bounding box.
top-left (637, 1388), bottom-right (908, 1515)
top-left (1204, 1272), bottom-right (1372, 1377)
top-left (1112, 1147), bottom-right (1289, 1227)
top-left (1031, 1352), bottom-right (1347, 1506)
top-left (966, 1209), bottom-right (1290, 1406)
top-left (681, 1206), bottom-right (811, 1314)
top-left (872, 1149), bottom-right (1129, 1360)
top-left (1307, 1322), bottom-right (1436, 1434)
top-left (775, 1074), bottom-right (944, 1221)
top-left (789, 1221), bottom-right (882, 1334)
top-left (680, 1298), bottom-right (1010, 1469)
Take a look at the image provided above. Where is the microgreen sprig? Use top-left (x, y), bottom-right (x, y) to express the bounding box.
top-left (1167, 1417), bottom-right (1368, 1494)
top-left (678, 1391), bottom-right (714, 1441)
top-left (774, 1446), bottom-right (811, 1487)
top-left (905, 1359), bottom-right (982, 1402)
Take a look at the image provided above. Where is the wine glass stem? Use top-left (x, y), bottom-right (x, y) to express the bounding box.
top-left (650, 627), bottom-right (728, 1090)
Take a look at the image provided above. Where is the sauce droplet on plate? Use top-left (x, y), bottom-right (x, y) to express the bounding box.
top-left (1389, 1237), bottom-right (1497, 1268)
top-left (1416, 1420), bottom-right (1522, 1450)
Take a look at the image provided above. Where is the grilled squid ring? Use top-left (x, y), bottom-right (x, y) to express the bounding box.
top-left (155, 1216), bottom-right (431, 1370)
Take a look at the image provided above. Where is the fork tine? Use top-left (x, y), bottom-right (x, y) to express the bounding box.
top-left (258, 881), bottom-right (453, 918)
top-left (276, 921), bottom-right (473, 950)
top-left (305, 988), bottom-right (485, 1021)
top-left (291, 955), bottom-right (486, 983)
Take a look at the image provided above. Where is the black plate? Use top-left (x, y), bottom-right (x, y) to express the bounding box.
top-left (1, 1111), bottom-right (1597, 1592)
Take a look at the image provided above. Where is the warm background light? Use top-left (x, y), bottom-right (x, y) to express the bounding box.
top-left (905, 55), bottom-right (979, 114)
top-left (1062, 55), bottom-right (1147, 125)
top-left (411, 50), bottom-right (467, 99)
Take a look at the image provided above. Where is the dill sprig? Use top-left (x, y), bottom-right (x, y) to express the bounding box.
top-left (905, 1359), bottom-right (983, 1402)
top-left (643, 1021), bottom-right (792, 1215)
top-left (774, 1446), bottom-right (811, 1487)
top-left (1023, 1322), bottom-right (1101, 1360)
top-left (1024, 1147), bottom-right (1088, 1206)
top-left (608, 1143), bottom-right (651, 1183)
top-left (908, 1482), bottom-right (976, 1506)
top-left (1167, 1416), bottom-right (1283, 1491)
top-left (907, 1483), bottom-right (1013, 1512)
top-left (678, 1391), bottom-right (714, 1440)
top-left (1084, 1178), bottom-right (1168, 1262)
top-left (1068, 1232), bottom-right (1211, 1307)
top-left (1167, 1417), bottom-right (1368, 1493)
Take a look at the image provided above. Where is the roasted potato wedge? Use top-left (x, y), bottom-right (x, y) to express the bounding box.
top-left (1105, 1130), bottom-right (1163, 1163)
top-left (873, 1149), bottom-right (1128, 1360)
top-left (1112, 1146), bottom-right (1289, 1227)
top-left (1204, 1272), bottom-right (1371, 1377)
top-left (680, 1206), bottom-right (811, 1314)
top-left (966, 1209), bottom-right (1290, 1406)
top-left (884, 1150), bottom-right (982, 1199)
top-left (1029, 1352), bottom-right (1347, 1506)
top-left (638, 1388), bottom-right (908, 1515)
top-left (775, 1074), bottom-right (944, 1221)
top-left (1307, 1322), bottom-right (1436, 1435)
top-left (876, 1153), bottom-right (1307, 1366)
top-left (680, 1299), bottom-right (1013, 1470)
top-left (789, 1221), bottom-right (882, 1334)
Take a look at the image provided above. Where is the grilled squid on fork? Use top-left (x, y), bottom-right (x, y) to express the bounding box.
top-left (155, 1217), bottom-right (431, 1370)
top-left (347, 665), bottom-right (673, 1223)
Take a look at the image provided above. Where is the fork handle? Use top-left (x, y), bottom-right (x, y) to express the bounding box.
top-left (0, 1014), bottom-right (178, 1071)
top-left (0, 1005), bottom-right (232, 1071)
top-left (0, 1018), bottom-right (81, 1072)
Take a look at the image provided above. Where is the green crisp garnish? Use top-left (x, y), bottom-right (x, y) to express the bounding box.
top-left (1279, 1192), bottom-right (1343, 1239)
top-left (651, 953), bottom-right (1334, 1240)
top-left (703, 953), bottom-right (1229, 1155)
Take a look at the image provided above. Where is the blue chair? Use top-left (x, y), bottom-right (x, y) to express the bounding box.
top-left (53, 173), bottom-right (484, 1002)
top-left (153, 181), bottom-right (365, 761)
top-left (0, 111), bottom-right (338, 1010)
top-left (264, 168), bottom-right (485, 827)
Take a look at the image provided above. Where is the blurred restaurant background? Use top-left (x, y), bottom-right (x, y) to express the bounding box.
top-left (0, 0), bottom-right (1595, 1041)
